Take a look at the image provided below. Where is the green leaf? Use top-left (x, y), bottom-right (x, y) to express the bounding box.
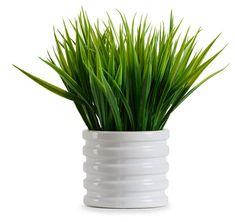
top-left (13, 65), bottom-right (79, 101)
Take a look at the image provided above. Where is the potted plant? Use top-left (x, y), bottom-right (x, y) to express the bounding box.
top-left (14, 9), bottom-right (227, 209)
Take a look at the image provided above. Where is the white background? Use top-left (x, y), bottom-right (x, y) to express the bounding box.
top-left (0, 0), bottom-right (234, 221)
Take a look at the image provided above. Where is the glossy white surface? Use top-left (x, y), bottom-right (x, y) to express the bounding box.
top-left (83, 130), bottom-right (169, 208)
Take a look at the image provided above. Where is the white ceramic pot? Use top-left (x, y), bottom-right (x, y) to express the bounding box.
top-left (82, 130), bottom-right (169, 209)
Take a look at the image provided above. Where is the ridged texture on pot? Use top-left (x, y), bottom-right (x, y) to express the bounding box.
top-left (83, 130), bottom-right (169, 209)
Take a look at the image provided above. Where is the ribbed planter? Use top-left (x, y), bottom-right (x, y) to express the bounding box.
top-left (82, 130), bottom-right (169, 209)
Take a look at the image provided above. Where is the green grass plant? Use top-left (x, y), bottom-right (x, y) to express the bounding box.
top-left (14, 9), bottom-right (227, 131)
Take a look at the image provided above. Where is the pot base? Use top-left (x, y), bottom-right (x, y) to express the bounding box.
top-left (84, 195), bottom-right (168, 209)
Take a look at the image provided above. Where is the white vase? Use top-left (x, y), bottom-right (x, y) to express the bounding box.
top-left (82, 130), bottom-right (169, 209)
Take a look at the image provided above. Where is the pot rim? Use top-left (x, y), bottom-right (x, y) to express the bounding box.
top-left (83, 129), bottom-right (169, 141)
top-left (84, 129), bottom-right (168, 133)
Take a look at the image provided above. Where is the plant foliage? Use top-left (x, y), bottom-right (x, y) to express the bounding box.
top-left (14, 9), bottom-right (227, 131)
